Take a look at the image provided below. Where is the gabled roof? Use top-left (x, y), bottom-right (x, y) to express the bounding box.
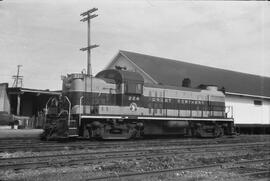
top-left (7, 87), bottom-right (61, 96)
top-left (118, 50), bottom-right (270, 98)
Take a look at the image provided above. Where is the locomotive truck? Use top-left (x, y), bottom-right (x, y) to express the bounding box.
top-left (41, 69), bottom-right (235, 140)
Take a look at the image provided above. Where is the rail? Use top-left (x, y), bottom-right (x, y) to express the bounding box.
top-left (86, 158), bottom-right (270, 180)
top-left (1, 142), bottom-right (269, 170)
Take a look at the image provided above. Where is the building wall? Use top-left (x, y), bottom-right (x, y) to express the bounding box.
top-left (21, 94), bottom-right (34, 117)
top-left (107, 55), bottom-right (156, 84)
top-left (107, 54), bottom-right (270, 126)
top-left (0, 83), bottom-right (10, 114)
top-left (225, 95), bottom-right (270, 125)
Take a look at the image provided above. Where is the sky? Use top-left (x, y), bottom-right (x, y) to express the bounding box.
top-left (0, 0), bottom-right (269, 90)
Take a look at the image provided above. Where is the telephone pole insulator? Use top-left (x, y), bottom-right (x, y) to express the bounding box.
top-left (80, 8), bottom-right (99, 76)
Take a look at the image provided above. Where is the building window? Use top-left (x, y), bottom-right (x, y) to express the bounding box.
top-left (254, 100), bottom-right (262, 106)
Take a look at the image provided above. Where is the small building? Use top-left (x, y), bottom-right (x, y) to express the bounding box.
top-left (0, 83), bottom-right (11, 126)
top-left (0, 84), bottom-right (61, 128)
top-left (0, 83), bottom-right (10, 114)
top-left (106, 50), bottom-right (270, 133)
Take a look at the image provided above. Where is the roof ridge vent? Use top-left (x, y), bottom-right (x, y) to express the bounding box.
top-left (206, 86), bottom-right (218, 91)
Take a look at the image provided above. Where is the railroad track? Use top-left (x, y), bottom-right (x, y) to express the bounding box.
top-left (232, 170), bottom-right (270, 180)
top-left (0, 136), bottom-right (228, 145)
top-left (1, 136), bottom-right (269, 153)
top-left (85, 158), bottom-right (270, 180)
top-left (0, 134), bottom-right (268, 144)
top-left (0, 142), bottom-right (269, 170)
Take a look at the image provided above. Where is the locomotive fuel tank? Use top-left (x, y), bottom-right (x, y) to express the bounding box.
top-left (165, 121), bottom-right (189, 128)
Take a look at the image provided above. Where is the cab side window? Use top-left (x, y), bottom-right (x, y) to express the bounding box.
top-left (125, 82), bottom-right (143, 95)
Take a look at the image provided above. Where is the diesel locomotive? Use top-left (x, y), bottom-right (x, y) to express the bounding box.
top-left (41, 69), bottom-right (235, 140)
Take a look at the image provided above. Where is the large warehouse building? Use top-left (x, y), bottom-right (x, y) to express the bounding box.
top-left (106, 50), bottom-right (270, 133)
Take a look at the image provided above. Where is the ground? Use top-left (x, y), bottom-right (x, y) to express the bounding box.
top-left (0, 127), bottom-right (42, 138)
top-left (0, 128), bottom-right (269, 181)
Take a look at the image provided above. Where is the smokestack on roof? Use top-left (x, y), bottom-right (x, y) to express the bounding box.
top-left (182, 78), bottom-right (191, 88)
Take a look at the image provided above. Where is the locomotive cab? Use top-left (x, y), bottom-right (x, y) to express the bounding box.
top-left (96, 69), bottom-right (144, 106)
top-left (89, 69), bottom-right (145, 139)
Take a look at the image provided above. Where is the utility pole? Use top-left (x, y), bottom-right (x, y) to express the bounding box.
top-left (80, 8), bottom-right (99, 76)
top-left (12, 65), bottom-right (23, 88)
top-left (11, 65), bottom-right (23, 116)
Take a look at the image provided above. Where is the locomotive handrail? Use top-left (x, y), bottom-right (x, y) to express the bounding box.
top-left (79, 96), bottom-right (84, 127)
top-left (57, 110), bottom-right (68, 117)
top-left (64, 96), bottom-right (71, 126)
top-left (44, 96), bottom-right (54, 127)
top-left (225, 106), bottom-right (234, 118)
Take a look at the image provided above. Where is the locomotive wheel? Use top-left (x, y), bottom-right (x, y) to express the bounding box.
top-left (214, 126), bottom-right (224, 138)
top-left (97, 127), bottom-right (138, 140)
top-left (195, 127), bottom-right (203, 137)
top-left (40, 126), bottom-right (54, 141)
